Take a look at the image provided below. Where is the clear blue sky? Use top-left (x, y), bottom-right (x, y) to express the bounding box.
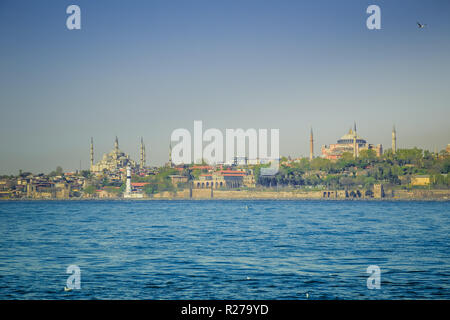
top-left (0, 0), bottom-right (449, 173)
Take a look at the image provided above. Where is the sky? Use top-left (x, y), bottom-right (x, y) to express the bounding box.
top-left (0, 0), bottom-right (449, 174)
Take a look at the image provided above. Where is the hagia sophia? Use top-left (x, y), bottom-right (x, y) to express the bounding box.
top-left (311, 123), bottom-right (396, 160)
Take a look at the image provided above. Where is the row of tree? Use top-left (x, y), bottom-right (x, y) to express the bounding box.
top-left (255, 148), bottom-right (450, 189)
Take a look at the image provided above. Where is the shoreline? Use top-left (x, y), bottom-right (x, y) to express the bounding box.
top-left (1, 197), bottom-right (449, 202)
top-left (2, 188), bottom-right (449, 202)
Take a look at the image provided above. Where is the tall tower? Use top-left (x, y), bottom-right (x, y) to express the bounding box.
top-left (309, 127), bottom-right (314, 161)
top-left (168, 140), bottom-right (173, 167)
top-left (90, 137), bottom-right (94, 168)
top-left (140, 137), bottom-right (146, 168)
top-left (114, 136), bottom-right (119, 154)
top-left (125, 166), bottom-right (132, 195)
top-left (353, 122), bottom-right (357, 159)
top-left (392, 126), bottom-right (397, 154)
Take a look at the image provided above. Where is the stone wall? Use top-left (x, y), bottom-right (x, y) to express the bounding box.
top-left (149, 188), bottom-right (450, 200)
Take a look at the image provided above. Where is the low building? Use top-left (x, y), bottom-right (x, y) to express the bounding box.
top-left (26, 182), bottom-right (53, 199)
top-left (411, 175), bottom-right (431, 186)
top-left (243, 171), bottom-right (256, 188)
top-left (193, 170), bottom-right (254, 189)
top-left (0, 191), bottom-right (11, 199)
top-left (169, 175), bottom-right (188, 187)
top-left (131, 182), bottom-right (149, 191)
top-left (373, 184), bottom-right (385, 198)
top-left (54, 182), bottom-right (71, 199)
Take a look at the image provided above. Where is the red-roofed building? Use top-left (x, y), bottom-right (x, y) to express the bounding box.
top-left (130, 182), bottom-right (149, 193)
top-left (131, 182), bottom-right (149, 187)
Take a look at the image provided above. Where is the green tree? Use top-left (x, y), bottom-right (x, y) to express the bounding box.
top-left (84, 185), bottom-right (96, 195)
top-left (56, 166), bottom-right (63, 175)
top-left (339, 176), bottom-right (354, 190)
top-left (359, 149), bottom-right (377, 161)
top-left (80, 170), bottom-right (91, 178)
top-left (341, 152), bottom-right (354, 162)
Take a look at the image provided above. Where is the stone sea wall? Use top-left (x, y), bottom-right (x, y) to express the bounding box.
top-left (150, 188), bottom-right (450, 200)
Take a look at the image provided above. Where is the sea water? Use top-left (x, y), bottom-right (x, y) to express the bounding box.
top-left (0, 200), bottom-right (448, 299)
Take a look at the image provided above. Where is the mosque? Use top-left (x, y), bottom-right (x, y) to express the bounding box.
top-left (314, 123), bottom-right (389, 160)
top-left (90, 137), bottom-right (145, 173)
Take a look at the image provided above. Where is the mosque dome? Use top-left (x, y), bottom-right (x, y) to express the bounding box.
top-left (337, 128), bottom-right (367, 144)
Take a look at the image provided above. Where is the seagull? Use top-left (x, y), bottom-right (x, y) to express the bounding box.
top-left (417, 22), bottom-right (427, 29)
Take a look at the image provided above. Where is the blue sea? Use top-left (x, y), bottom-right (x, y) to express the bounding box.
top-left (0, 200), bottom-right (449, 299)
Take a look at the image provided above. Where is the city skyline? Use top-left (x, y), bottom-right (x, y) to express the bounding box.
top-left (2, 124), bottom-right (447, 175)
top-left (1, 0), bottom-right (450, 173)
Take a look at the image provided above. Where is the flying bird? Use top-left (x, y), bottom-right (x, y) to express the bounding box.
top-left (417, 22), bottom-right (427, 29)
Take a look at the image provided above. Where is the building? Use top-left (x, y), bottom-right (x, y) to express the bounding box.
top-left (90, 137), bottom-right (137, 174)
top-left (131, 182), bottom-right (149, 192)
top-left (243, 170), bottom-right (256, 188)
top-left (54, 182), bottom-right (71, 199)
top-left (411, 175), bottom-right (431, 186)
top-left (169, 175), bottom-right (188, 187)
top-left (321, 123), bottom-right (383, 160)
top-left (373, 184), bottom-right (385, 198)
top-left (193, 170), bottom-right (254, 189)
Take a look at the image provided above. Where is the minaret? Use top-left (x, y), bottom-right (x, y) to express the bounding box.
top-left (353, 122), bottom-right (357, 159)
top-left (309, 127), bottom-right (314, 161)
top-left (392, 126), bottom-right (397, 154)
top-left (90, 137), bottom-right (94, 168)
top-left (168, 140), bottom-right (173, 167)
top-left (115, 136), bottom-right (119, 154)
top-left (140, 137), bottom-right (146, 168)
top-left (144, 144), bottom-right (147, 166)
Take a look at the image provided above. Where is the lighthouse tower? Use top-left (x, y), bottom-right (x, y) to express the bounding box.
top-left (125, 166), bottom-right (132, 195)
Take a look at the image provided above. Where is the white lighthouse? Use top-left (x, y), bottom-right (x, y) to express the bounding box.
top-left (123, 166), bottom-right (144, 199)
top-left (125, 166), bottom-right (132, 195)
